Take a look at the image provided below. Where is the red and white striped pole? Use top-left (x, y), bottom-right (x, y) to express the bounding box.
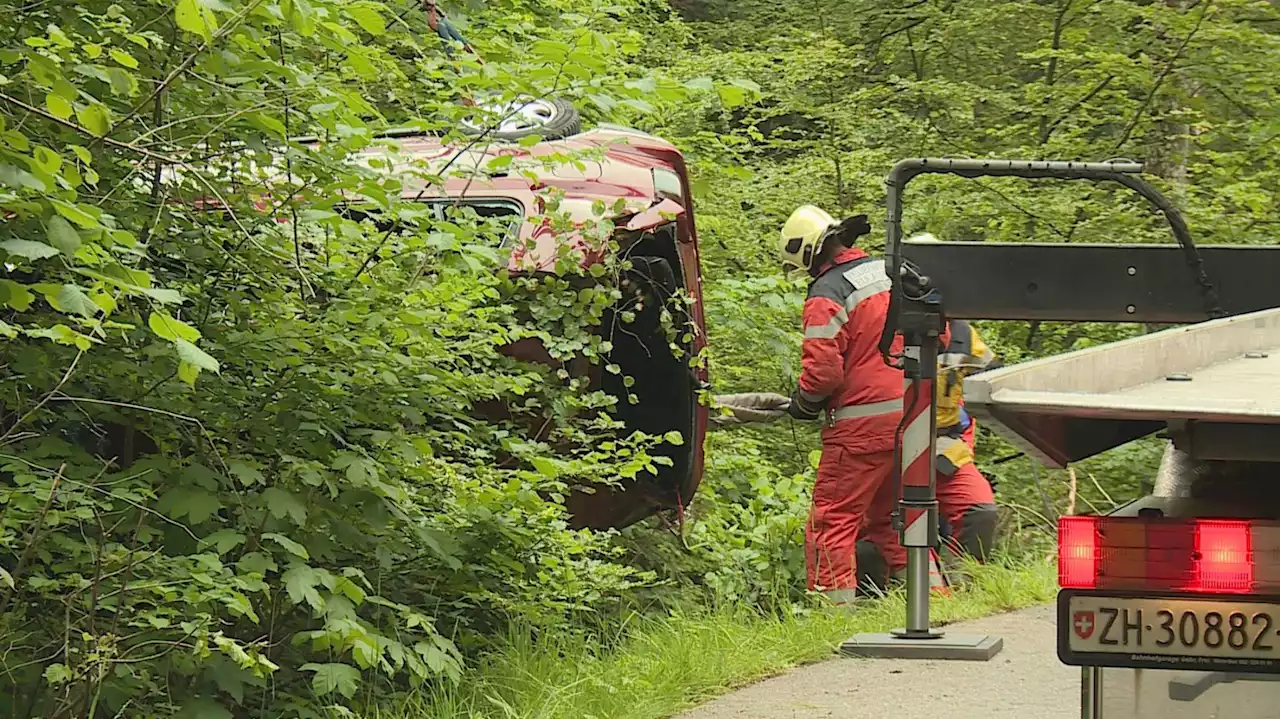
top-left (895, 329), bottom-right (944, 639)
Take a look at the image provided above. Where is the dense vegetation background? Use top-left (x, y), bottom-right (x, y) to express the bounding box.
top-left (0, 0), bottom-right (1276, 716)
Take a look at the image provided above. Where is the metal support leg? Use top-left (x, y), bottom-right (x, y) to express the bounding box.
top-left (840, 276), bottom-right (1002, 661)
top-left (894, 336), bottom-right (943, 639)
top-left (904, 547), bottom-right (931, 634)
top-left (1081, 667), bottom-right (1103, 719)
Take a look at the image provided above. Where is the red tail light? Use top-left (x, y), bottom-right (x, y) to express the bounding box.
top-left (1057, 516), bottom-right (1263, 594)
top-left (1058, 516), bottom-right (1099, 589)
top-left (1192, 520), bottom-right (1252, 593)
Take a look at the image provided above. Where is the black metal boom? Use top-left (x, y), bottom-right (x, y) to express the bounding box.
top-left (876, 158), bottom-right (1279, 336)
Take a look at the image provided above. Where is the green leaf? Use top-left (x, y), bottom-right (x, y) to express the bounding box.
top-left (301, 663), bottom-right (360, 699)
top-left (717, 85), bottom-right (748, 108)
top-left (149, 311), bottom-right (201, 343)
top-left (68, 145), bottom-right (92, 165)
top-left (289, 0), bottom-right (317, 35)
top-left (283, 565), bottom-right (325, 611)
top-left (663, 430), bottom-right (684, 446)
top-left (0, 566), bottom-right (13, 589)
top-left (51, 199), bottom-right (100, 229)
top-left (143, 287), bottom-right (184, 304)
top-left (75, 104), bottom-right (111, 137)
top-left (263, 532), bottom-right (309, 559)
top-left (57, 285), bottom-right (100, 318)
top-left (200, 529), bottom-right (246, 554)
top-left (347, 3), bottom-right (386, 35)
top-left (808, 449), bottom-right (822, 470)
top-left (46, 215), bottom-right (80, 255)
top-left (43, 663), bottom-right (70, 685)
top-left (108, 48), bottom-right (138, 69)
top-left (176, 697), bottom-right (233, 719)
top-left (222, 591), bottom-right (258, 622)
top-left (0, 281), bottom-right (31, 310)
top-left (205, 658), bottom-right (257, 703)
top-left (107, 67), bottom-right (139, 97)
top-left (0, 164), bottom-right (46, 191)
top-left (157, 486), bottom-right (224, 524)
top-left (684, 77), bottom-right (715, 91)
top-left (622, 98), bottom-right (654, 114)
top-left (175, 338), bottom-right (220, 373)
top-left (262, 487), bottom-right (307, 526)
top-left (176, 0), bottom-right (217, 40)
top-left (332, 575), bottom-right (367, 604)
top-left (26, 324), bottom-right (95, 350)
top-left (236, 551), bottom-right (277, 575)
top-left (246, 113), bottom-right (287, 138)
top-left (228, 460), bottom-right (265, 486)
top-left (45, 93), bottom-right (73, 120)
top-left (1, 239), bottom-right (59, 260)
top-left (530, 457), bottom-right (562, 478)
top-left (32, 146), bottom-right (61, 175)
top-left (178, 360), bottom-right (201, 386)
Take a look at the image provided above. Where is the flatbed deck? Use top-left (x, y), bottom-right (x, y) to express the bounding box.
top-left (962, 307), bottom-right (1280, 467)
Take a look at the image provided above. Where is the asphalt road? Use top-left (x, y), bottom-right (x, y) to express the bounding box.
top-left (676, 605), bottom-right (1078, 719)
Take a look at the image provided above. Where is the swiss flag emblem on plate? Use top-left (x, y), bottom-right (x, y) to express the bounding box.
top-left (1073, 611), bottom-right (1096, 640)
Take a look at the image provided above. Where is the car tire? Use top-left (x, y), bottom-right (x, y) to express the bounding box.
top-left (460, 97), bottom-right (582, 142)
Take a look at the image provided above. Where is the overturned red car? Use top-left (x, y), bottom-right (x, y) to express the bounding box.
top-left (343, 100), bottom-right (710, 530)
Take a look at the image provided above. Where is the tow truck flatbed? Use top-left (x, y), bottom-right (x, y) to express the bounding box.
top-left (960, 307), bottom-right (1280, 468)
top-left (880, 158), bottom-right (1280, 718)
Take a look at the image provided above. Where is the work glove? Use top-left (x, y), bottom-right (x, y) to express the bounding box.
top-left (787, 387), bottom-right (826, 421)
top-left (711, 393), bottom-right (792, 426)
top-left (835, 214), bottom-right (871, 244)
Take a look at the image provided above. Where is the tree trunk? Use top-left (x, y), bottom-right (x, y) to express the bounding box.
top-left (1143, 0), bottom-right (1198, 335)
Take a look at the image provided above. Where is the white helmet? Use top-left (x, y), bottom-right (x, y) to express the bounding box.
top-left (779, 205), bottom-right (839, 272)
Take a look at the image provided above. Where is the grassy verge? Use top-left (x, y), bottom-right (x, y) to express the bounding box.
top-left (366, 557), bottom-right (1056, 719)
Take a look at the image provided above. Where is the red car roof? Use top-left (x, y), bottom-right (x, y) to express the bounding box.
top-left (348, 127), bottom-right (694, 272)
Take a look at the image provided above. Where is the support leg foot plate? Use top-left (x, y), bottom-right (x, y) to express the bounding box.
top-left (840, 632), bottom-right (1004, 661)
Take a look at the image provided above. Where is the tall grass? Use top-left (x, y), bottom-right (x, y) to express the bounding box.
top-left (366, 557), bottom-right (1056, 719)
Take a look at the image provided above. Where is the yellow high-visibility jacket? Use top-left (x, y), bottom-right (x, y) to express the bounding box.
top-left (934, 320), bottom-right (999, 474)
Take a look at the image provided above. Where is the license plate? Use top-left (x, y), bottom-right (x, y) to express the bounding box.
top-left (1058, 590), bottom-right (1280, 674)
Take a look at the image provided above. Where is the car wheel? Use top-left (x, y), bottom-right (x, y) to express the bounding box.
top-left (459, 97), bottom-right (582, 141)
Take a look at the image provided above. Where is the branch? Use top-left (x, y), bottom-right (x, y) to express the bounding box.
top-left (0, 93), bottom-right (183, 166)
top-left (874, 16), bottom-right (927, 45)
top-left (0, 465), bottom-right (63, 614)
top-left (46, 395), bottom-right (230, 482)
top-left (0, 350), bottom-right (83, 443)
top-left (1040, 75), bottom-right (1114, 143)
top-left (1112, 1), bottom-right (1210, 151)
top-left (101, 0), bottom-right (268, 142)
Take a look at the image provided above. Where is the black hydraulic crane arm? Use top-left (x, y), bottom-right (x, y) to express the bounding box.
top-left (874, 158), bottom-right (1257, 363)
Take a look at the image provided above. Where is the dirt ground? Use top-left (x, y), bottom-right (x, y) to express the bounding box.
top-left (675, 604), bottom-right (1079, 719)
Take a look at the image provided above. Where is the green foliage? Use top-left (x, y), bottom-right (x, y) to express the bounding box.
top-left (619, 0), bottom-right (1279, 601)
top-left (0, 0), bottom-right (722, 715)
top-left (1, 0), bottom-right (1277, 713)
top-left (381, 559), bottom-right (1056, 719)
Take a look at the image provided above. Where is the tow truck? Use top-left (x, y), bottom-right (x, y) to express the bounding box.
top-left (882, 159), bottom-right (1280, 717)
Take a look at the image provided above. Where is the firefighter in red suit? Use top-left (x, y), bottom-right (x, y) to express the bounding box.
top-left (781, 205), bottom-right (950, 604)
